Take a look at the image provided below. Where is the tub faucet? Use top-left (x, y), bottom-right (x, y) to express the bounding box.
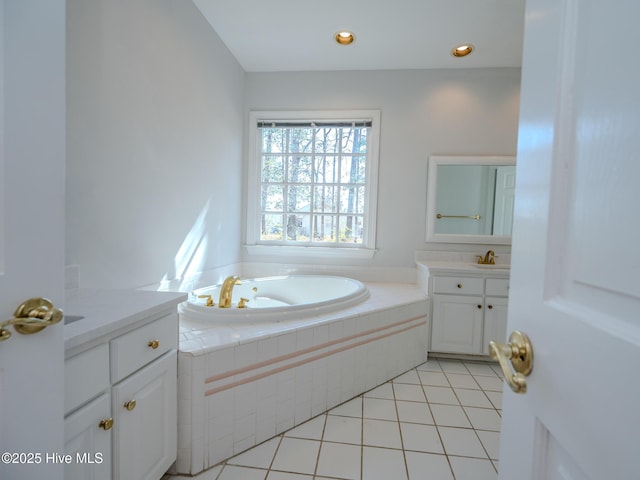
top-left (219, 275), bottom-right (241, 308)
top-left (477, 250), bottom-right (496, 265)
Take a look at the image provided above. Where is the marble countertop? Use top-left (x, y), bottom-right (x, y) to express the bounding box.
top-left (64, 288), bottom-right (187, 353)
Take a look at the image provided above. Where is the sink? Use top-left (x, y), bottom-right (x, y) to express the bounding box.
top-left (64, 314), bottom-right (85, 325)
top-left (473, 264), bottom-right (510, 269)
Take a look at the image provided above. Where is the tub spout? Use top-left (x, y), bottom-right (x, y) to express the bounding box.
top-left (219, 276), bottom-right (241, 308)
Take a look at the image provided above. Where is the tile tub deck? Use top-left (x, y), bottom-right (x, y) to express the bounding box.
top-left (175, 282), bottom-right (429, 475)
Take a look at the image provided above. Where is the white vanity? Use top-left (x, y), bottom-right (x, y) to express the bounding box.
top-left (63, 289), bottom-right (186, 480)
top-left (421, 154), bottom-right (514, 358)
top-left (420, 261), bottom-right (509, 356)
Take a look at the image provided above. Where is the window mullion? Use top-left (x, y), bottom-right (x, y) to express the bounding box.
top-left (311, 128), bottom-right (317, 242)
top-left (283, 128), bottom-right (290, 238)
top-left (337, 127), bottom-right (342, 219)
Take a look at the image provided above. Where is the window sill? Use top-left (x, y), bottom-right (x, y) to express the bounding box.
top-left (244, 244), bottom-right (377, 259)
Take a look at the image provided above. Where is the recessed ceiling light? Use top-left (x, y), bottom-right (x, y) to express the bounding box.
top-left (452, 44), bottom-right (474, 57)
top-left (335, 31), bottom-right (356, 46)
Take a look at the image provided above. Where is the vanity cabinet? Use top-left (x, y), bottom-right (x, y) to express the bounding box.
top-left (64, 343), bottom-right (112, 479)
top-left (64, 312), bottom-right (178, 480)
top-left (112, 351), bottom-right (176, 480)
top-left (64, 392), bottom-right (112, 480)
top-left (430, 274), bottom-right (509, 356)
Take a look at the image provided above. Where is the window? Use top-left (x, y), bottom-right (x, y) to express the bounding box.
top-left (246, 110), bottom-right (380, 258)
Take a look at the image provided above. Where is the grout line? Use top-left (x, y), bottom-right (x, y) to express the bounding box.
top-left (360, 391), bottom-right (364, 480)
top-left (392, 380), bottom-right (411, 480)
top-left (312, 414), bottom-right (328, 478)
top-left (430, 360), bottom-right (457, 479)
top-left (266, 434), bottom-right (284, 473)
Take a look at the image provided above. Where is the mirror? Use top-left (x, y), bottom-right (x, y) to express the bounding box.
top-left (426, 155), bottom-right (516, 244)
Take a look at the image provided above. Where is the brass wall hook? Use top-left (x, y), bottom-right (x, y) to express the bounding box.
top-left (0, 298), bottom-right (64, 342)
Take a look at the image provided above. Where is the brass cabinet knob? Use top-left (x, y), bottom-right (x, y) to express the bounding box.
top-left (148, 339), bottom-right (159, 349)
top-left (457, 283), bottom-right (462, 288)
top-left (99, 418), bottom-right (113, 431)
top-left (477, 304), bottom-right (482, 309)
top-left (124, 400), bottom-right (137, 411)
top-left (487, 305), bottom-right (493, 309)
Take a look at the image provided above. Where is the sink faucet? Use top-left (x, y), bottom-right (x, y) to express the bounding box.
top-left (219, 275), bottom-right (241, 308)
top-left (477, 250), bottom-right (496, 265)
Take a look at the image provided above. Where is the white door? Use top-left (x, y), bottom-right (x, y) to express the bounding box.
top-left (499, 0), bottom-right (640, 478)
top-left (491, 166), bottom-right (515, 236)
top-left (0, 2), bottom-right (66, 480)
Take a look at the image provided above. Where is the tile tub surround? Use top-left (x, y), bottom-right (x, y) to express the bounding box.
top-left (164, 358), bottom-right (503, 480)
top-left (175, 283), bottom-right (429, 475)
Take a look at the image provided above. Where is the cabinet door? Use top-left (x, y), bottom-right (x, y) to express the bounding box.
top-left (64, 392), bottom-right (112, 480)
top-left (112, 351), bottom-right (177, 480)
top-left (431, 294), bottom-right (484, 354)
top-left (482, 296), bottom-right (509, 355)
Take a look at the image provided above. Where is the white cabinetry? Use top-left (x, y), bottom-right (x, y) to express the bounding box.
top-left (430, 273), bottom-right (509, 356)
top-left (112, 351), bottom-right (176, 480)
top-left (64, 343), bottom-right (111, 479)
top-left (64, 312), bottom-right (178, 480)
top-left (64, 392), bottom-right (112, 480)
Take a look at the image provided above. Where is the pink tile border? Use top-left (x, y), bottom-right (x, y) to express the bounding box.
top-left (204, 315), bottom-right (426, 396)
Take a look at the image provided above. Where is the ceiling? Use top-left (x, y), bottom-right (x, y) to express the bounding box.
top-left (192, 0), bottom-right (526, 72)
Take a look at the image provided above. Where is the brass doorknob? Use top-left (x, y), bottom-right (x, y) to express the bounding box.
top-left (489, 331), bottom-right (533, 394)
top-left (0, 298), bottom-right (64, 341)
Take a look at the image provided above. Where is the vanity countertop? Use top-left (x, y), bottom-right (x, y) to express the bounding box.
top-left (417, 261), bottom-right (510, 277)
top-left (64, 288), bottom-right (187, 353)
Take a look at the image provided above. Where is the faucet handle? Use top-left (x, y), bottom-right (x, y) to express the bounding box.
top-left (478, 250), bottom-right (498, 265)
top-left (238, 297), bottom-right (249, 308)
top-left (198, 294), bottom-right (214, 307)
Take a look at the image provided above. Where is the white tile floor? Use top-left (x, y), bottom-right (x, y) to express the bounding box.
top-left (166, 358), bottom-right (504, 480)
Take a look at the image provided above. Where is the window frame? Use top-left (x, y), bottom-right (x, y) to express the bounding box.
top-left (245, 110), bottom-right (380, 258)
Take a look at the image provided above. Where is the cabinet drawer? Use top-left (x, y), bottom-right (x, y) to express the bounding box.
top-left (433, 276), bottom-right (484, 295)
top-left (485, 278), bottom-right (510, 296)
top-left (65, 344), bottom-right (110, 415)
top-left (110, 313), bottom-right (177, 383)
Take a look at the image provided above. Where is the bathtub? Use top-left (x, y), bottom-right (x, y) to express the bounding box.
top-left (175, 277), bottom-right (429, 475)
top-left (179, 275), bottom-right (370, 323)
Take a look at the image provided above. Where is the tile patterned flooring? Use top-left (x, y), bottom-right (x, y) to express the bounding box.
top-left (166, 358), bottom-right (504, 480)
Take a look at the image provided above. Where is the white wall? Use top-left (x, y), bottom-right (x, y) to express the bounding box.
top-left (244, 68), bottom-right (521, 268)
top-left (66, 2), bottom-right (520, 288)
top-left (66, 0), bottom-right (246, 289)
